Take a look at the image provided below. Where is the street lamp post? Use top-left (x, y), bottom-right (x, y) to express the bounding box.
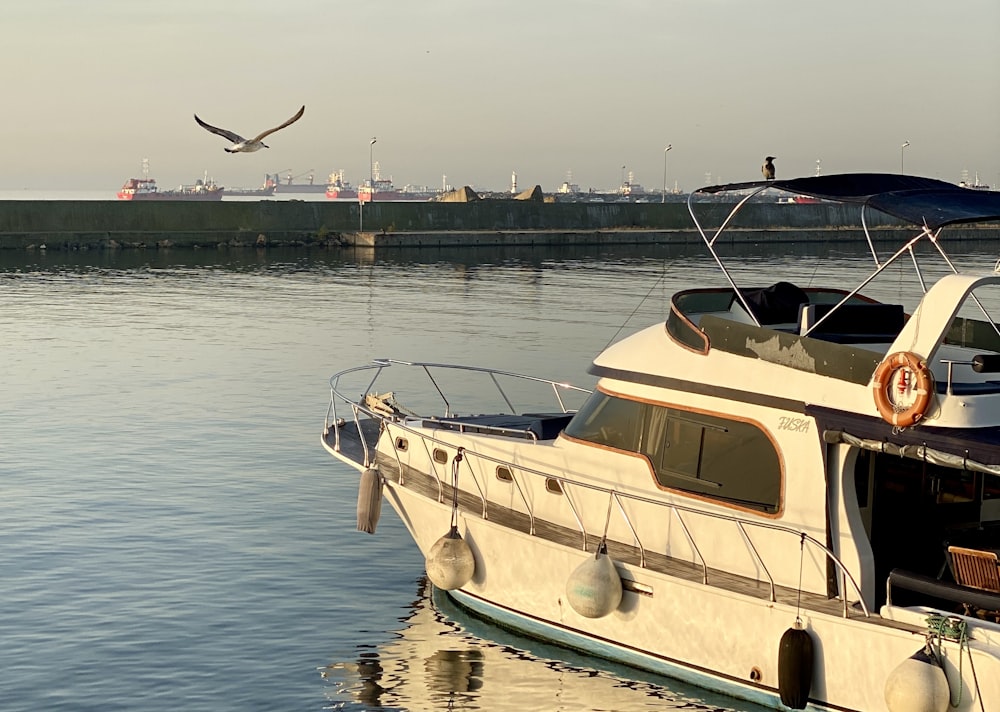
top-left (360, 136), bottom-right (377, 233)
top-left (369, 137), bottom-right (377, 202)
top-left (900, 141), bottom-right (910, 174)
top-left (662, 144), bottom-right (673, 203)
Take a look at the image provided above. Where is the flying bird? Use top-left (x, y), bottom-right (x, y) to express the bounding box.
top-left (762, 156), bottom-right (776, 180)
top-left (194, 105), bottom-right (305, 153)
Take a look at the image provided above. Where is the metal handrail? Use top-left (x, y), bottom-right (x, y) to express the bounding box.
top-left (612, 492), bottom-right (645, 567)
top-left (737, 521), bottom-right (776, 602)
top-left (457, 448), bottom-right (487, 516)
top-left (671, 507), bottom-right (708, 584)
top-left (421, 415), bottom-right (540, 442)
top-left (326, 360), bottom-right (871, 618)
top-left (330, 359), bottom-right (592, 421)
top-left (559, 481), bottom-right (589, 550)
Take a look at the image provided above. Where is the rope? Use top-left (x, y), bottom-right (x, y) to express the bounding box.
top-left (795, 532), bottom-right (805, 624)
top-left (449, 448), bottom-right (464, 530)
top-left (364, 391), bottom-right (422, 418)
top-left (925, 614), bottom-right (986, 711)
top-left (600, 266), bottom-right (667, 353)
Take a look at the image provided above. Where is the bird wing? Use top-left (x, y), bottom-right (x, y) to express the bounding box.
top-left (194, 114), bottom-right (246, 144)
top-left (250, 105), bottom-right (305, 143)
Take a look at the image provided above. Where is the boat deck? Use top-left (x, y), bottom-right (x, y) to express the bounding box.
top-left (325, 419), bottom-right (920, 633)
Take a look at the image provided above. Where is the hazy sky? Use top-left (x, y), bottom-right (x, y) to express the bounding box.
top-left (4, 1), bottom-right (998, 193)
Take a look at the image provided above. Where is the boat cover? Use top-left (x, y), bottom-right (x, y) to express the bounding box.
top-left (806, 404), bottom-right (1000, 469)
top-left (699, 173), bottom-right (1000, 230)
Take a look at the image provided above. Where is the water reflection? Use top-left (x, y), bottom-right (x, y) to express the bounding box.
top-left (321, 577), bottom-right (760, 712)
top-left (3, 238), bottom-right (996, 279)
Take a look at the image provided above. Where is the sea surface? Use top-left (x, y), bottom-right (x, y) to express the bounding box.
top-left (2, 233), bottom-right (998, 712)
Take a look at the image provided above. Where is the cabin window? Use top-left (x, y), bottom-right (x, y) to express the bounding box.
top-left (496, 466), bottom-right (514, 483)
top-left (545, 478), bottom-right (564, 495)
top-left (394, 437), bottom-right (408, 451)
top-left (433, 448), bottom-right (449, 464)
top-left (560, 391), bottom-right (643, 452)
top-left (565, 391), bottom-right (781, 513)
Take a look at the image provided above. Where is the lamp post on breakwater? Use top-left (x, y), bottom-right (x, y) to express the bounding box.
top-left (662, 144), bottom-right (672, 203)
top-left (900, 140), bottom-right (909, 174)
top-left (360, 136), bottom-right (376, 234)
top-left (369, 137), bottom-right (377, 203)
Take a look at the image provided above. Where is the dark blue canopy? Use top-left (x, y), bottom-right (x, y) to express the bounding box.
top-left (700, 173), bottom-right (1000, 230)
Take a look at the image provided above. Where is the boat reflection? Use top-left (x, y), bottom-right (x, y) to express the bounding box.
top-left (321, 577), bottom-right (759, 711)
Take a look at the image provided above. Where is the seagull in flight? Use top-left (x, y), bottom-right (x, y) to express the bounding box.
top-left (762, 156), bottom-right (776, 180)
top-left (194, 105), bottom-right (305, 153)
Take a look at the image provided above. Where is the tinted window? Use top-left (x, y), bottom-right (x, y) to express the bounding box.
top-left (565, 391), bottom-right (781, 513)
top-left (562, 390), bottom-right (644, 452)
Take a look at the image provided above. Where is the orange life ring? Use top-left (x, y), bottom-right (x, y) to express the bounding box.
top-left (871, 351), bottom-right (933, 427)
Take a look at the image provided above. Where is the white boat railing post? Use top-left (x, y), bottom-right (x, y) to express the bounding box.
top-left (613, 492), bottom-right (645, 567)
top-left (418, 432), bottom-right (446, 502)
top-left (457, 453), bottom-right (487, 519)
top-left (798, 532), bottom-right (870, 618)
top-left (488, 372), bottom-right (516, 414)
top-left (670, 506), bottom-right (708, 584)
top-left (551, 382), bottom-right (568, 412)
top-left (325, 389), bottom-right (339, 450)
top-left (419, 365), bottom-right (453, 417)
top-left (384, 422), bottom-right (408, 486)
top-left (737, 522), bottom-right (776, 602)
top-left (349, 403), bottom-right (373, 468)
top-left (508, 467), bottom-right (535, 533)
top-left (559, 483), bottom-right (589, 550)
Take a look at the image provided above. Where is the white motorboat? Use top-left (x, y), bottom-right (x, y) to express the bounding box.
top-left (322, 173), bottom-right (1000, 711)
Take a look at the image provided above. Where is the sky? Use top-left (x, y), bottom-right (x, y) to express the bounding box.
top-left (3, 0), bottom-right (998, 193)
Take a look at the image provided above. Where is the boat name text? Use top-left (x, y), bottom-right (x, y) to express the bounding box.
top-left (777, 416), bottom-right (811, 433)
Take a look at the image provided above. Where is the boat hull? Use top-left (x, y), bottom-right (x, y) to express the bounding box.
top-left (116, 190), bottom-right (223, 201)
top-left (325, 187), bottom-right (359, 200)
top-left (224, 187), bottom-right (276, 197)
top-left (356, 190), bottom-right (432, 202)
top-left (272, 183), bottom-right (327, 194)
top-left (369, 471), bottom-right (999, 712)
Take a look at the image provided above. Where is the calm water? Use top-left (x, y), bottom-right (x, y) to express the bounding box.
top-left (2, 239), bottom-right (997, 711)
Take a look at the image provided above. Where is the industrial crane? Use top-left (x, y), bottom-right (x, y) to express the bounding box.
top-left (269, 169), bottom-right (292, 185)
top-left (274, 169), bottom-right (316, 185)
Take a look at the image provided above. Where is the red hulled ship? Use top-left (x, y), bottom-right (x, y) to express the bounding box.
top-left (117, 176), bottom-right (223, 201)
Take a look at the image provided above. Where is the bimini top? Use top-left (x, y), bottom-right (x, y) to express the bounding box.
top-left (697, 173), bottom-right (1000, 230)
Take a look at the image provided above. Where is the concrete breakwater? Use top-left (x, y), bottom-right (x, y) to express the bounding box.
top-left (0, 199), bottom-right (996, 250)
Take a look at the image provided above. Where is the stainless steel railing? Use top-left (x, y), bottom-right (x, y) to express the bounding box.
top-left (325, 359), bottom-right (870, 618)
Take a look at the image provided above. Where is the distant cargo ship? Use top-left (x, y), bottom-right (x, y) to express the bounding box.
top-left (356, 179), bottom-right (434, 202)
top-left (226, 175), bottom-right (277, 197)
top-left (269, 170), bottom-right (327, 194)
top-left (325, 170), bottom-right (358, 200)
top-left (226, 184), bottom-right (276, 197)
top-left (117, 177), bottom-right (223, 201)
top-left (353, 163), bottom-right (436, 202)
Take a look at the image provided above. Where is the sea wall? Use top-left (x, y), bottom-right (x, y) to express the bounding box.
top-left (0, 199), bottom-right (995, 250)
